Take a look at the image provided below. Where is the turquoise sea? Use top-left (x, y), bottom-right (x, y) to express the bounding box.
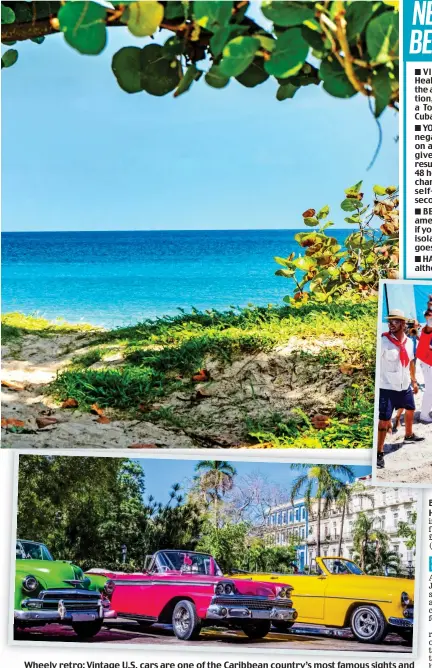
top-left (2, 230), bottom-right (347, 329)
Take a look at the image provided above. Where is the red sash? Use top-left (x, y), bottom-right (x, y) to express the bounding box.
top-left (416, 328), bottom-right (432, 366)
top-left (382, 332), bottom-right (410, 367)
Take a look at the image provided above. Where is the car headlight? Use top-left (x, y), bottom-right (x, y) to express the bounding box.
top-left (401, 591), bottom-right (411, 606)
top-left (104, 579), bottom-right (115, 598)
top-left (215, 582), bottom-right (225, 595)
top-left (224, 582), bottom-right (235, 595)
top-left (278, 587), bottom-right (291, 599)
top-left (22, 575), bottom-right (38, 593)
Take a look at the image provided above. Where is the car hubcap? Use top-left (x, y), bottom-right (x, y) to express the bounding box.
top-left (356, 611), bottom-right (378, 638)
top-left (174, 607), bottom-right (190, 634)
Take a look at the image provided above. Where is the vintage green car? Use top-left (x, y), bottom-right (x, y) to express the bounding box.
top-left (14, 539), bottom-right (116, 639)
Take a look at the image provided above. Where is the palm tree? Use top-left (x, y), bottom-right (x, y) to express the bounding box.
top-left (290, 464), bottom-right (355, 558)
top-left (194, 461), bottom-right (237, 526)
top-left (352, 512), bottom-right (401, 575)
top-left (336, 481), bottom-right (374, 556)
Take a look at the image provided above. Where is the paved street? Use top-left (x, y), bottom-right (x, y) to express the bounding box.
top-left (15, 619), bottom-right (412, 652)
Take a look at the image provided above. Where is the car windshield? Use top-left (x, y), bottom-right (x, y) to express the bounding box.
top-left (152, 551), bottom-right (222, 576)
top-left (16, 540), bottom-right (53, 561)
top-left (322, 558), bottom-right (364, 575)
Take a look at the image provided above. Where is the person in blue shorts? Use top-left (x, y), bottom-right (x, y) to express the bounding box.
top-left (377, 309), bottom-right (424, 469)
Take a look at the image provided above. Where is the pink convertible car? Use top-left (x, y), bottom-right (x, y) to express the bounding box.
top-left (86, 549), bottom-right (297, 641)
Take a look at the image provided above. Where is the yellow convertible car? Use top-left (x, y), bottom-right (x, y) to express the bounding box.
top-left (231, 557), bottom-right (414, 644)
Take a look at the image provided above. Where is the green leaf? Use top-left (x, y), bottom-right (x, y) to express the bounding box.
top-left (174, 63), bottom-right (202, 97)
top-left (194, 1), bottom-right (233, 31)
top-left (205, 64), bottom-right (230, 89)
top-left (162, 35), bottom-right (185, 59)
top-left (373, 184), bottom-right (387, 195)
top-left (341, 262), bottom-right (356, 273)
top-left (236, 57), bottom-right (269, 87)
top-left (275, 268), bottom-right (295, 277)
top-left (255, 33), bottom-right (276, 52)
top-left (345, 181), bottom-right (363, 196)
top-left (210, 25), bottom-right (248, 58)
top-left (346, 1), bottom-right (375, 44)
top-left (341, 198), bottom-right (359, 212)
top-left (372, 67), bottom-right (393, 117)
top-left (344, 216), bottom-right (361, 224)
top-left (163, 1), bottom-right (185, 20)
top-left (319, 58), bottom-right (357, 98)
top-left (321, 220), bottom-right (334, 231)
top-left (261, 1), bottom-right (315, 27)
top-left (126, 1), bottom-right (163, 37)
top-left (301, 24), bottom-right (326, 51)
top-left (1, 4), bottom-right (15, 24)
top-left (31, 36), bottom-right (45, 45)
top-left (219, 36), bottom-right (260, 78)
top-left (293, 256), bottom-right (315, 271)
top-left (366, 11), bottom-right (399, 64)
top-left (1, 47), bottom-right (18, 68)
top-left (264, 27), bottom-right (309, 78)
top-left (303, 217), bottom-right (319, 227)
top-left (112, 45), bottom-right (182, 96)
top-left (58, 1), bottom-right (107, 55)
top-left (317, 205), bottom-right (330, 220)
top-left (112, 47), bottom-right (144, 93)
top-left (276, 82), bottom-right (298, 100)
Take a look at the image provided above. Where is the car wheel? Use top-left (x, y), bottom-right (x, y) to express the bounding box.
top-left (272, 621), bottom-right (295, 632)
top-left (350, 606), bottom-right (388, 643)
top-left (243, 620), bottom-right (271, 639)
top-left (398, 629), bottom-right (413, 644)
top-left (172, 600), bottom-right (202, 640)
top-left (71, 620), bottom-right (104, 639)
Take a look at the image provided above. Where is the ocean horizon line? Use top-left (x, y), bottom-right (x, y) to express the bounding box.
top-left (2, 227), bottom-right (353, 234)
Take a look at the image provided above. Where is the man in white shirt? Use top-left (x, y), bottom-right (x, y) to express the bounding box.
top-left (377, 309), bottom-right (424, 469)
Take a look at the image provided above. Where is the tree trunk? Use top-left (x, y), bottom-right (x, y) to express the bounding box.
top-left (338, 502), bottom-right (346, 556)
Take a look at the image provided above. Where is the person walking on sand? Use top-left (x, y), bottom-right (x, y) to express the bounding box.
top-left (417, 308), bottom-right (432, 423)
top-left (377, 309), bottom-right (424, 469)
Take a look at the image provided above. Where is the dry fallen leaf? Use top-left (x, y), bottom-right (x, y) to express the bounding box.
top-left (62, 398), bottom-right (78, 408)
top-left (90, 403), bottom-right (105, 416)
top-left (192, 369), bottom-right (209, 382)
top-left (311, 414), bottom-right (330, 430)
top-left (96, 416), bottom-right (110, 424)
top-left (36, 417), bottom-right (58, 429)
top-left (1, 418), bottom-right (25, 429)
top-left (1, 380), bottom-right (26, 391)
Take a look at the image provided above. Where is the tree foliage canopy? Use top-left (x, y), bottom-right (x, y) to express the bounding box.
top-left (1, 1), bottom-right (399, 116)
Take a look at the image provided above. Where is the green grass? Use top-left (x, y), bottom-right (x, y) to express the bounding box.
top-left (1, 312), bottom-right (98, 344)
top-left (48, 299), bottom-right (377, 413)
top-left (3, 301), bottom-right (377, 447)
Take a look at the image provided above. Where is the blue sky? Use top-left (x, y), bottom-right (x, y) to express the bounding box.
top-left (2, 10), bottom-right (399, 233)
top-left (135, 459), bottom-right (371, 505)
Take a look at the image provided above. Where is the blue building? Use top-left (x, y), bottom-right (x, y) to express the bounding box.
top-left (265, 498), bottom-right (308, 570)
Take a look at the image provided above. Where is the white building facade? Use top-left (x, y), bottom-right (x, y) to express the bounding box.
top-left (265, 476), bottom-right (418, 574)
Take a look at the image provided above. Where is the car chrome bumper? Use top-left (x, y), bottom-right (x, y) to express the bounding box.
top-left (15, 600), bottom-right (116, 624)
top-left (388, 616), bottom-right (413, 629)
top-left (206, 604), bottom-right (298, 622)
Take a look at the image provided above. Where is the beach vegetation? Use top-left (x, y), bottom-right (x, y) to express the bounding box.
top-left (276, 182), bottom-right (399, 305)
top-left (1, 312), bottom-right (97, 344)
top-left (2, 1), bottom-right (399, 118)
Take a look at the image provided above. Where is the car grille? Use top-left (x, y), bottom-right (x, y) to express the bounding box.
top-left (37, 589), bottom-right (100, 611)
top-left (213, 596), bottom-right (292, 610)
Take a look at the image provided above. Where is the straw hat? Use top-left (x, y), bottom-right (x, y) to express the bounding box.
top-left (386, 309), bottom-right (409, 321)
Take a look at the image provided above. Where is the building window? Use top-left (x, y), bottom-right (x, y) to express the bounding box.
top-left (301, 527), bottom-right (305, 539)
top-left (393, 512), bottom-right (399, 526)
top-left (295, 508), bottom-right (300, 522)
top-left (301, 507), bottom-right (306, 520)
top-left (289, 511), bottom-right (293, 524)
